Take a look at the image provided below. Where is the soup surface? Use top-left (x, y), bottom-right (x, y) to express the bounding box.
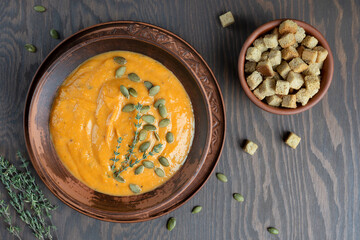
top-left (50, 51), bottom-right (194, 196)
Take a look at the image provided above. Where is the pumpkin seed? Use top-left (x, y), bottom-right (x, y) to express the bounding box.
top-left (158, 104), bottom-right (167, 118)
top-left (143, 124), bottom-right (156, 131)
top-left (191, 206), bottom-right (202, 214)
top-left (114, 175), bottom-right (125, 183)
top-left (114, 56), bottom-right (127, 65)
top-left (154, 98), bottom-right (166, 108)
top-left (128, 73), bottom-right (140, 82)
top-left (120, 85), bottom-right (129, 98)
top-left (134, 165), bottom-right (144, 175)
top-left (233, 193), bottom-right (244, 202)
top-left (142, 115), bottom-right (155, 124)
top-left (142, 160), bottom-right (154, 169)
top-left (34, 5), bottom-right (46, 12)
top-left (25, 44), bottom-right (37, 53)
top-left (159, 118), bottom-right (170, 128)
top-left (129, 184), bottom-right (141, 193)
top-left (167, 217), bottom-right (176, 231)
top-left (144, 81), bottom-right (153, 89)
top-left (139, 141), bottom-right (150, 152)
top-left (139, 129), bottom-right (147, 141)
top-left (140, 105), bottom-right (150, 114)
top-left (115, 66), bottom-right (126, 78)
top-left (166, 132), bottom-right (174, 143)
top-left (122, 103), bottom-right (135, 112)
top-left (128, 88), bottom-right (138, 97)
top-left (154, 132), bottom-right (160, 141)
top-left (149, 85), bottom-right (160, 96)
top-left (153, 144), bottom-right (163, 153)
top-left (158, 156), bottom-right (169, 167)
top-left (155, 168), bottom-right (165, 177)
top-left (216, 173), bottom-right (228, 183)
top-left (50, 29), bottom-right (59, 39)
top-left (267, 227), bottom-right (279, 235)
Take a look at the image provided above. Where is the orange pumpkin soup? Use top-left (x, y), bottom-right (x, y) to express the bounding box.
top-left (50, 51), bottom-right (194, 196)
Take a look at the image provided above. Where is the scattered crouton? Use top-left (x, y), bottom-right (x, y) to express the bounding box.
top-left (285, 132), bottom-right (301, 149)
top-left (219, 11), bottom-right (235, 27)
top-left (243, 140), bottom-right (258, 155)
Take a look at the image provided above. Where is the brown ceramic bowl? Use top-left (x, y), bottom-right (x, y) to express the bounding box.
top-left (24, 21), bottom-right (225, 222)
top-left (238, 19), bottom-right (334, 115)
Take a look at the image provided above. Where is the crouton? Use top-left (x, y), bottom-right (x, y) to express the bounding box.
top-left (282, 46), bottom-right (299, 61)
top-left (263, 34), bottom-right (278, 49)
top-left (302, 48), bottom-right (318, 64)
top-left (295, 26), bottom-right (306, 43)
top-left (285, 132), bottom-right (301, 149)
top-left (253, 88), bottom-right (266, 100)
top-left (304, 75), bottom-right (320, 92)
top-left (281, 95), bottom-right (297, 108)
top-left (266, 95), bottom-right (283, 107)
top-left (243, 140), bottom-right (258, 155)
top-left (314, 61), bottom-right (323, 70)
top-left (259, 78), bottom-right (276, 96)
top-left (313, 46), bottom-right (328, 63)
top-left (278, 33), bottom-right (296, 48)
top-left (268, 49), bottom-right (282, 67)
top-left (246, 47), bottom-right (262, 62)
top-left (260, 51), bottom-right (270, 61)
top-left (246, 71), bottom-right (263, 90)
top-left (301, 35), bottom-right (318, 49)
top-left (287, 71), bottom-right (304, 90)
top-left (297, 45), bottom-right (305, 56)
top-left (289, 57), bottom-right (308, 73)
top-left (245, 61), bottom-right (257, 73)
top-left (303, 63), bottom-right (320, 76)
top-left (253, 38), bottom-right (268, 53)
top-left (272, 27), bottom-right (280, 38)
top-left (292, 42), bottom-right (299, 48)
top-left (219, 11), bottom-right (235, 27)
top-left (256, 60), bottom-right (275, 77)
top-left (276, 61), bottom-right (291, 79)
top-left (296, 88), bottom-right (311, 106)
top-left (273, 72), bottom-right (282, 80)
top-left (275, 80), bottom-right (290, 95)
top-left (279, 20), bottom-right (298, 34)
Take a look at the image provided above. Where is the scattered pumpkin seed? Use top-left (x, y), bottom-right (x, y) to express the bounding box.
top-left (216, 173), bottom-right (228, 183)
top-left (191, 206), bottom-right (202, 214)
top-left (142, 115), bottom-right (155, 124)
top-left (128, 73), bottom-right (140, 82)
top-left (120, 85), bottom-right (130, 98)
top-left (159, 118), bottom-right (170, 128)
top-left (267, 227), bottom-right (279, 235)
top-left (34, 5), bottom-right (46, 12)
top-left (122, 103), bottom-right (135, 112)
top-left (158, 156), bottom-right (169, 167)
top-left (128, 88), bottom-right (138, 97)
top-left (139, 129), bottom-right (148, 141)
top-left (139, 141), bottom-right (150, 152)
top-left (154, 98), bottom-right (166, 108)
top-left (142, 160), bottom-right (154, 169)
top-left (129, 184), bottom-right (141, 193)
top-left (50, 29), bottom-right (59, 39)
top-left (114, 175), bottom-right (125, 183)
top-left (134, 165), bottom-right (144, 175)
top-left (166, 132), bottom-right (174, 143)
top-left (143, 124), bottom-right (156, 131)
top-left (155, 168), bottom-right (165, 177)
top-left (154, 132), bottom-right (160, 141)
top-left (158, 104), bottom-right (167, 118)
top-left (113, 56), bottom-right (127, 65)
top-left (149, 85), bottom-right (160, 96)
top-left (153, 144), bottom-right (163, 153)
top-left (140, 105), bottom-right (150, 114)
top-left (115, 66), bottom-right (126, 78)
top-left (233, 193), bottom-right (244, 202)
top-left (167, 217), bottom-right (176, 231)
top-left (144, 81), bottom-right (153, 89)
top-left (25, 44), bottom-right (37, 53)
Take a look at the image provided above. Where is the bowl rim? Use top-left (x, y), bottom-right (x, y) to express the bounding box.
top-left (238, 18), bottom-right (334, 115)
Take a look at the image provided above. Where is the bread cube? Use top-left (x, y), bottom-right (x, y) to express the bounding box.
top-left (313, 46), bottom-right (328, 63)
top-left (256, 60), bottom-right (275, 77)
top-left (246, 47), bottom-right (262, 62)
top-left (303, 63), bottom-right (320, 76)
top-left (272, 27), bottom-right (280, 38)
top-left (273, 72), bottom-right (282, 80)
top-left (285, 132), bottom-right (301, 149)
top-left (259, 78), bottom-right (276, 96)
top-left (243, 140), bottom-right (258, 155)
top-left (287, 71), bottom-right (304, 90)
top-left (268, 49), bottom-right (282, 67)
top-left (301, 35), bottom-right (318, 49)
top-left (297, 45), bottom-right (305, 56)
top-left (276, 61), bottom-right (291, 79)
top-left (281, 46), bottom-right (299, 61)
top-left (302, 48), bottom-right (318, 64)
top-left (260, 51), bottom-right (270, 61)
top-left (246, 71), bottom-right (263, 90)
top-left (304, 75), bottom-right (320, 92)
top-left (296, 88), bottom-right (311, 106)
top-left (253, 88), bottom-right (266, 100)
top-left (281, 95), bottom-right (297, 108)
top-left (219, 11), bottom-right (235, 27)
top-left (266, 95), bottom-right (283, 107)
top-left (263, 34), bottom-right (278, 49)
top-left (253, 38), bottom-right (268, 53)
top-left (275, 80), bottom-right (290, 95)
top-left (279, 20), bottom-right (298, 34)
top-left (292, 42), bottom-right (299, 48)
top-left (245, 61), bottom-right (257, 73)
top-left (295, 26), bottom-right (306, 43)
top-left (278, 33), bottom-right (296, 48)
top-left (314, 61), bottom-right (323, 70)
top-left (289, 57), bottom-right (308, 73)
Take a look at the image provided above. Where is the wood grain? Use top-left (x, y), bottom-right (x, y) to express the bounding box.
top-left (0, 0), bottom-right (359, 239)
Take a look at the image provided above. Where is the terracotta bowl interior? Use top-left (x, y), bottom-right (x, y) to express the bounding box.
top-left (238, 19), bottom-right (334, 115)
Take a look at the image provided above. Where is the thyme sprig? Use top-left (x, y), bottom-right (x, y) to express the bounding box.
top-left (0, 199), bottom-right (21, 239)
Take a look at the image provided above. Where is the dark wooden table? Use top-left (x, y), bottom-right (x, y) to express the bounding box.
top-left (1, 0), bottom-right (359, 239)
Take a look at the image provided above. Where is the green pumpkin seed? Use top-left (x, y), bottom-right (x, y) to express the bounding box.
top-left (154, 132), bottom-right (160, 141)
top-left (129, 184), bottom-right (141, 193)
top-left (144, 81), bottom-right (153, 89)
top-left (158, 156), bottom-right (169, 167)
top-left (114, 56), bottom-right (127, 65)
top-left (128, 73), bottom-right (140, 82)
top-left (191, 206), bottom-right (202, 214)
top-left (155, 168), bottom-right (165, 177)
top-left (114, 175), bottom-right (125, 183)
top-left (139, 129), bottom-right (148, 141)
top-left (120, 85), bottom-right (129, 98)
top-left (167, 217), bottom-right (176, 231)
top-left (216, 173), bottom-right (228, 183)
top-left (142, 160), bottom-right (154, 169)
top-left (154, 98), bottom-right (166, 108)
top-left (267, 227), bottom-right (279, 235)
top-left (143, 124), bottom-right (156, 131)
top-left (153, 144), bottom-right (163, 153)
top-left (115, 66), bottom-right (126, 78)
top-left (134, 165), bottom-right (144, 175)
top-left (159, 118), bottom-right (170, 128)
top-left (139, 141), bottom-right (150, 152)
top-left (140, 105), bottom-right (150, 114)
top-left (166, 132), bottom-right (174, 143)
top-left (34, 5), bottom-right (46, 12)
top-left (142, 115), bottom-right (155, 124)
top-left (50, 29), bottom-right (59, 39)
top-left (128, 88), bottom-right (138, 97)
top-left (158, 104), bottom-right (167, 118)
top-left (149, 85), bottom-right (160, 96)
top-left (25, 44), bottom-right (37, 53)
top-left (233, 193), bottom-right (244, 202)
top-left (122, 103), bottom-right (135, 112)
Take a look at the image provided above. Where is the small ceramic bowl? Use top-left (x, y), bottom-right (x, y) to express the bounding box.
top-left (238, 19), bottom-right (334, 115)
